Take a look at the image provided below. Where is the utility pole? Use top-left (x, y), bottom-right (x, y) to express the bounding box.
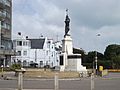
top-left (95, 33), bottom-right (100, 75)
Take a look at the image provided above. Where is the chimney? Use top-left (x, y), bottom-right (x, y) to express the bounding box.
top-left (26, 36), bottom-right (28, 39)
top-left (18, 32), bottom-right (21, 35)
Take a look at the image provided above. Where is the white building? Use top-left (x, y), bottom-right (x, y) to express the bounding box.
top-left (11, 33), bottom-right (61, 68)
top-left (12, 32), bottom-right (30, 66)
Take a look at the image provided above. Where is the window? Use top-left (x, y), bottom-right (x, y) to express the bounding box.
top-left (23, 41), bottom-right (28, 46)
top-left (46, 51), bottom-right (48, 56)
top-left (17, 41), bottom-right (22, 46)
top-left (52, 52), bottom-right (53, 57)
top-left (52, 46), bottom-right (53, 49)
top-left (23, 51), bottom-right (27, 56)
top-left (40, 61), bottom-right (43, 66)
top-left (28, 42), bottom-right (30, 47)
top-left (26, 42), bottom-right (28, 46)
top-left (6, 23), bottom-right (10, 30)
top-left (4, 0), bottom-right (10, 6)
top-left (23, 41), bottom-right (25, 46)
top-left (23, 60), bottom-right (27, 66)
top-left (30, 61), bottom-right (33, 64)
top-left (18, 60), bottom-right (21, 64)
top-left (47, 41), bottom-right (51, 48)
top-left (17, 51), bottom-right (21, 56)
top-left (1, 23), bottom-right (10, 30)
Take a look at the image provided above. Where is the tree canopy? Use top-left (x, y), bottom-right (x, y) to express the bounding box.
top-left (80, 44), bottom-right (120, 69)
top-left (104, 44), bottom-right (120, 69)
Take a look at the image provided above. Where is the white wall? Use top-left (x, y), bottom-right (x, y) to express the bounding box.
top-left (12, 34), bottom-right (61, 67)
top-left (11, 34), bottom-right (31, 66)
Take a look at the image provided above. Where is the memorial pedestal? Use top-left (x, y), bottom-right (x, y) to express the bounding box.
top-left (60, 35), bottom-right (87, 73)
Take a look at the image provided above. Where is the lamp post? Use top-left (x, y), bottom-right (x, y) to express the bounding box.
top-left (95, 33), bottom-right (101, 75)
top-left (95, 51), bottom-right (97, 75)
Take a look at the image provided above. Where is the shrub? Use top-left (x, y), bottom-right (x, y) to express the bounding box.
top-left (10, 64), bottom-right (21, 71)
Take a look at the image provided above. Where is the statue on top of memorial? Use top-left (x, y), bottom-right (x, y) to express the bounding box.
top-left (64, 9), bottom-right (70, 37)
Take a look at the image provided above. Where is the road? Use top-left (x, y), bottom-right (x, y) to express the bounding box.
top-left (0, 72), bottom-right (120, 90)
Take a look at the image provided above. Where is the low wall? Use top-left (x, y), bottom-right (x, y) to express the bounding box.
top-left (24, 69), bottom-right (80, 78)
top-left (108, 69), bottom-right (120, 72)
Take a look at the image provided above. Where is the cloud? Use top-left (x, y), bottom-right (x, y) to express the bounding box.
top-left (13, 0), bottom-right (120, 53)
top-left (50, 0), bottom-right (120, 28)
top-left (13, 0), bottom-right (64, 38)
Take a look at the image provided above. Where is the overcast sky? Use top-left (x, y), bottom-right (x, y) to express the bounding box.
top-left (12, 0), bottom-right (120, 53)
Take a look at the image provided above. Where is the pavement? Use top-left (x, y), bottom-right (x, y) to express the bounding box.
top-left (0, 88), bottom-right (79, 90)
top-left (1, 72), bottom-right (120, 90)
top-left (0, 88), bottom-right (54, 90)
top-left (0, 71), bottom-right (86, 80)
top-left (0, 89), bottom-right (81, 90)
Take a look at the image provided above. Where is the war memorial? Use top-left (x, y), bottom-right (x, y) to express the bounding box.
top-left (59, 10), bottom-right (87, 73)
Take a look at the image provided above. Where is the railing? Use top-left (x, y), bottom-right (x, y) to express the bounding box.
top-left (0, 49), bottom-right (15, 55)
top-left (0, 0), bottom-right (3, 4)
top-left (0, 11), bottom-right (5, 19)
top-left (16, 70), bottom-right (59, 90)
top-left (0, 1), bottom-right (4, 9)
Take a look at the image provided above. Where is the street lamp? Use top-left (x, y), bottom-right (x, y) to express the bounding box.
top-left (95, 33), bottom-right (101, 75)
top-left (95, 51), bottom-right (97, 75)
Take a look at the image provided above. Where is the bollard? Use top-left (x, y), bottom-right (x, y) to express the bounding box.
top-left (54, 73), bottom-right (59, 90)
top-left (18, 72), bottom-right (23, 90)
top-left (91, 73), bottom-right (94, 90)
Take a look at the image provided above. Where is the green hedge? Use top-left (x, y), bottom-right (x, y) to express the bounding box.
top-left (10, 64), bottom-right (21, 71)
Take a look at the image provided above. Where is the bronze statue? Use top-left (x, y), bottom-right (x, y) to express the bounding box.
top-left (64, 9), bottom-right (70, 37)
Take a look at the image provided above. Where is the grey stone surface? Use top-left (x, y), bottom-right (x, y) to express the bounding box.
top-left (0, 72), bottom-right (120, 90)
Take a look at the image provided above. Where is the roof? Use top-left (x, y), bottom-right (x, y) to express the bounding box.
top-left (28, 39), bottom-right (45, 49)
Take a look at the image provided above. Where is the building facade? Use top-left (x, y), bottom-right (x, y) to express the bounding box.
top-left (12, 33), bottom-right (31, 67)
top-left (0, 0), bottom-right (14, 67)
top-left (11, 33), bottom-right (61, 68)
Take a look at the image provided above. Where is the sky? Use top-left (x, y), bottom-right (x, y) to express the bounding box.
top-left (12, 0), bottom-right (120, 53)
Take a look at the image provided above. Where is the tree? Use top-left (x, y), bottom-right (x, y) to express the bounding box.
top-left (74, 44), bottom-right (120, 69)
top-left (112, 56), bottom-right (120, 69)
top-left (104, 44), bottom-right (120, 69)
top-left (104, 44), bottom-right (120, 60)
top-left (83, 51), bottom-right (104, 69)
